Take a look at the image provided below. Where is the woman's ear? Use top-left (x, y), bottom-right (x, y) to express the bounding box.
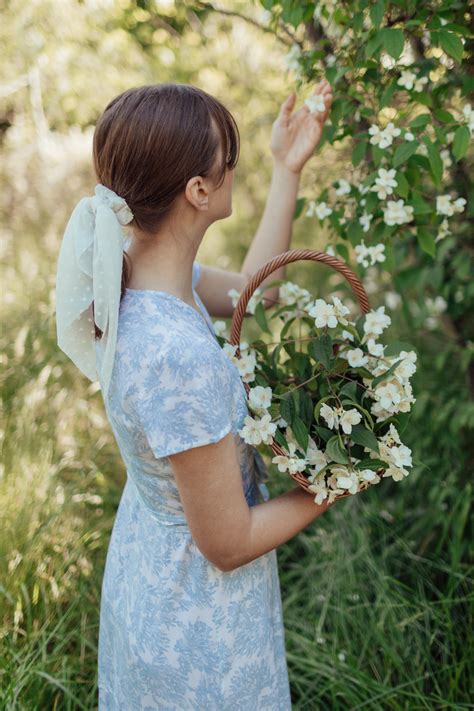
top-left (185, 176), bottom-right (209, 211)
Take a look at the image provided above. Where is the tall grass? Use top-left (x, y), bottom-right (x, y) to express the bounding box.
top-left (1, 227), bottom-right (472, 709)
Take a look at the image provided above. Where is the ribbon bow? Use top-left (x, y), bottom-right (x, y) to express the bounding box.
top-left (55, 184), bottom-right (134, 399)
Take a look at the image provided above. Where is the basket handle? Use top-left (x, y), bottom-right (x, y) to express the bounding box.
top-left (229, 248), bottom-right (371, 349)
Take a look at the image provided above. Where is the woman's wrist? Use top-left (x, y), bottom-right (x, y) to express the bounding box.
top-left (271, 158), bottom-right (302, 180)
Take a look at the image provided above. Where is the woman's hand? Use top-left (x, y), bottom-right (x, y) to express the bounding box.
top-left (270, 79), bottom-right (333, 175)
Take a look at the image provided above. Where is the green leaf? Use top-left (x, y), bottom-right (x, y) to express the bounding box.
top-left (384, 340), bottom-right (416, 357)
top-left (410, 193), bottom-right (431, 215)
top-left (310, 334), bottom-right (333, 370)
top-left (365, 32), bottom-right (384, 59)
top-left (434, 109), bottom-right (455, 124)
top-left (369, 0), bottom-right (385, 28)
top-left (410, 114), bottom-right (430, 129)
top-left (291, 416), bottom-right (309, 453)
top-left (326, 435), bottom-right (350, 464)
top-left (416, 227), bottom-right (436, 258)
top-left (254, 300), bottom-right (271, 334)
top-left (452, 125), bottom-right (470, 161)
top-left (371, 359), bottom-right (403, 388)
top-left (280, 393), bottom-right (296, 425)
top-left (395, 171), bottom-right (409, 198)
top-left (355, 458), bottom-right (388, 471)
top-left (352, 140), bottom-right (366, 167)
top-left (314, 425), bottom-right (334, 442)
top-left (393, 141), bottom-right (418, 168)
top-left (439, 30), bottom-right (464, 62)
top-left (339, 381), bottom-right (358, 401)
top-left (273, 428), bottom-right (289, 451)
top-left (280, 316), bottom-right (296, 340)
top-left (294, 197), bottom-right (306, 220)
top-left (379, 28), bottom-right (405, 60)
top-left (424, 138), bottom-right (443, 187)
top-left (349, 424), bottom-right (380, 454)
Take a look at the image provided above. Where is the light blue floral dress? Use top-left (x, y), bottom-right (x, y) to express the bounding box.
top-left (95, 261), bottom-right (292, 710)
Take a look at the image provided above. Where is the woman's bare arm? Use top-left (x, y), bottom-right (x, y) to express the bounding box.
top-left (168, 430), bottom-right (333, 572)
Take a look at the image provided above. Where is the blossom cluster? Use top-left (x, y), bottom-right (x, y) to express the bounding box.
top-left (304, 112), bottom-right (469, 259)
top-left (219, 282), bottom-right (416, 504)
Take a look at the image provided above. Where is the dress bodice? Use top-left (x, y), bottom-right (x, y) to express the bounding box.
top-left (95, 261), bottom-right (269, 527)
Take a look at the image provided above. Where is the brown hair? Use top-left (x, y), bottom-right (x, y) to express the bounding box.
top-left (91, 82), bottom-right (240, 339)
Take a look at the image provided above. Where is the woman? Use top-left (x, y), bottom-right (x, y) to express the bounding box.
top-left (56, 79), bottom-right (333, 709)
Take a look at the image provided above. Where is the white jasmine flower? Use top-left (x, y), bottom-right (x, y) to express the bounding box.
top-left (335, 178), bottom-right (352, 196)
top-left (213, 320), bottom-right (227, 337)
top-left (436, 195), bottom-right (453, 216)
top-left (315, 201), bottom-right (333, 219)
top-left (339, 408), bottom-right (362, 434)
top-left (239, 412), bottom-right (276, 446)
top-left (346, 347), bottom-right (369, 368)
top-left (341, 329), bottom-right (355, 342)
top-left (367, 338), bottom-right (385, 357)
top-left (248, 385), bottom-right (273, 414)
top-left (397, 69), bottom-right (417, 90)
top-left (363, 306), bottom-right (391, 337)
top-left (463, 103), bottom-right (474, 136)
top-left (374, 382), bottom-right (402, 411)
top-left (308, 474), bottom-right (329, 504)
top-left (336, 470), bottom-right (359, 495)
top-left (440, 149), bottom-right (452, 171)
top-left (404, 131), bottom-right (415, 141)
top-left (308, 298), bottom-right (338, 328)
top-left (305, 94), bottom-right (326, 114)
top-left (320, 403), bottom-right (338, 429)
top-left (284, 44), bottom-right (302, 72)
top-left (237, 352), bottom-right (257, 382)
top-left (368, 124), bottom-right (383, 146)
top-left (416, 142), bottom-right (429, 156)
top-left (355, 240), bottom-right (370, 267)
top-left (371, 167), bottom-right (398, 200)
top-left (306, 443), bottom-right (328, 472)
top-left (359, 211), bottom-right (373, 232)
top-left (222, 342), bottom-right (238, 358)
top-left (370, 243), bottom-right (386, 264)
top-left (279, 281), bottom-right (312, 308)
top-left (325, 244), bottom-right (336, 256)
top-left (358, 182), bottom-right (370, 195)
top-left (435, 218), bottom-right (451, 243)
top-left (227, 286), bottom-right (263, 315)
top-left (331, 295), bottom-right (351, 326)
top-left (370, 122), bottom-right (401, 149)
top-left (360, 468), bottom-right (378, 481)
top-left (305, 200), bottom-right (332, 219)
top-left (426, 295), bottom-right (447, 316)
top-left (384, 291), bottom-right (401, 309)
top-left (272, 442), bottom-right (307, 474)
top-left (383, 199), bottom-right (414, 226)
top-left (414, 75), bottom-right (429, 92)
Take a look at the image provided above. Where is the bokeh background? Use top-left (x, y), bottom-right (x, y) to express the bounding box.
top-left (1, 1), bottom-right (472, 708)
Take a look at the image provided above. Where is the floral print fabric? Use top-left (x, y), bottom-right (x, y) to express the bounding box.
top-left (95, 261), bottom-right (292, 709)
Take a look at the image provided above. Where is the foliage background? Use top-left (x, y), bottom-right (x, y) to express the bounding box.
top-left (1, 1), bottom-right (472, 708)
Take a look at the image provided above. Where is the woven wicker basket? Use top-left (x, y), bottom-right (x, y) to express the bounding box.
top-left (229, 248), bottom-right (386, 502)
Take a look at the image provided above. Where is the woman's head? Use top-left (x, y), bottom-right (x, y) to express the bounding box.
top-left (91, 82), bottom-right (240, 337)
top-left (93, 82), bottom-right (240, 229)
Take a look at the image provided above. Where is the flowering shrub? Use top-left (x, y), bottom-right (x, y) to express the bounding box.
top-left (216, 280), bottom-right (417, 504)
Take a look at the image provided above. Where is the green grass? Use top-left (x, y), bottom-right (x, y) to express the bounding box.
top-left (1, 254), bottom-right (472, 710)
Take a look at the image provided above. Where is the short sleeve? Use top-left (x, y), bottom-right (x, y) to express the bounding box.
top-left (192, 261), bottom-right (201, 289)
top-left (136, 339), bottom-right (234, 458)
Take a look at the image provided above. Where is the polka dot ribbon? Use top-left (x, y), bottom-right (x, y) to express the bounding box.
top-left (55, 184), bottom-right (134, 399)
